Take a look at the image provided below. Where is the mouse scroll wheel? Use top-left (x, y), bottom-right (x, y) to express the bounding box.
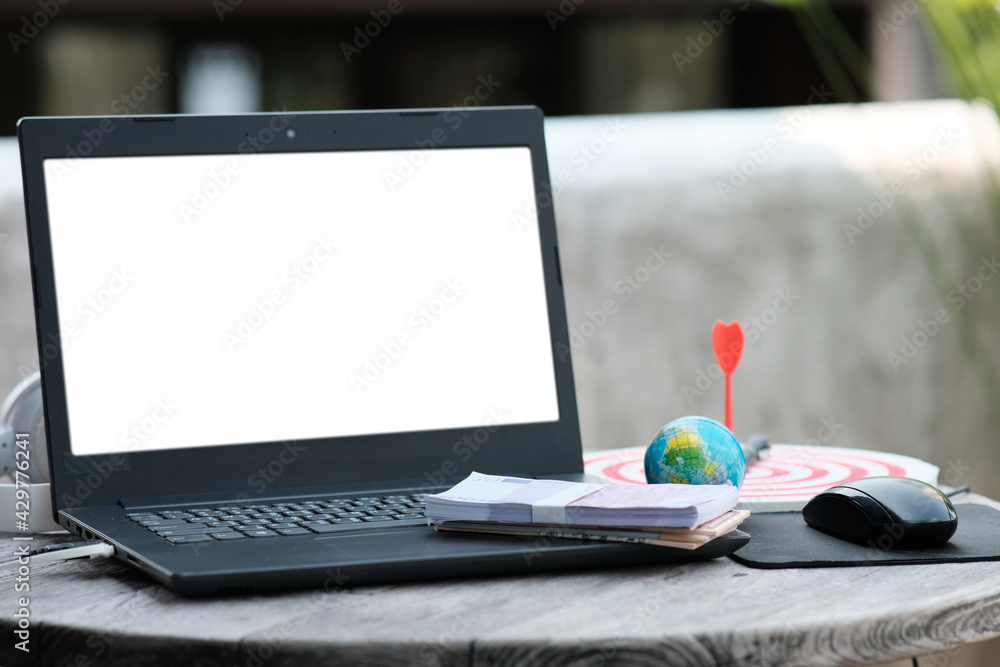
top-left (830, 486), bottom-right (895, 524)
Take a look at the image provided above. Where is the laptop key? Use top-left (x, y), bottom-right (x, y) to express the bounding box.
top-left (305, 522), bottom-right (365, 534)
top-left (389, 517), bottom-right (429, 527)
top-left (167, 535), bottom-right (212, 544)
top-left (156, 526), bottom-right (215, 536)
top-left (140, 494), bottom-right (430, 543)
top-left (240, 529), bottom-right (278, 538)
top-left (137, 518), bottom-right (189, 527)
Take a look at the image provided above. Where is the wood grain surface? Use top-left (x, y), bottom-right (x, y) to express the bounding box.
top-left (3, 499), bottom-right (1000, 667)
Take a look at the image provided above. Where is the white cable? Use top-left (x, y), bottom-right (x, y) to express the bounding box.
top-left (0, 540), bottom-right (114, 568)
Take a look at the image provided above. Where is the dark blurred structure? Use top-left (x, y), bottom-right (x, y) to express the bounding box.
top-left (0, 0), bottom-right (883, 131)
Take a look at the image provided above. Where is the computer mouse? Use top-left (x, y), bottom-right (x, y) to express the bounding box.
top-left (802, 476), bottom-right (958, 549)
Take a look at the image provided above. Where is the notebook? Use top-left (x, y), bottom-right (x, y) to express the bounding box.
top-left (17, 106), bottom-right (748, 595)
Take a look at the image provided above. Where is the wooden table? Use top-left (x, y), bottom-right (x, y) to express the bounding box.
top-left (3, 497), bottom-right (1000, 667)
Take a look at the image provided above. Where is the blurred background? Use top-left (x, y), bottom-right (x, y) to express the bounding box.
top-left (1, 2), bottom-right (999, 665)
top-left (0, 0), bottom-right (945, 123)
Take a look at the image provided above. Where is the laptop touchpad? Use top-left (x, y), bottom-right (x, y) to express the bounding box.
top-left (318, 527), bottom-right (529, 560)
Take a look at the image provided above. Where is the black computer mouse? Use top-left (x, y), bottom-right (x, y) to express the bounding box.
top-left (802, 476), bottom-right (958, 549)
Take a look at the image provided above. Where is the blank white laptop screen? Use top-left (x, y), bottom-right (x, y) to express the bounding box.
top-left (42, 146), bottom-right (559, 456)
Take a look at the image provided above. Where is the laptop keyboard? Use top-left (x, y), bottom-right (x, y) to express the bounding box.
top-left (126, 493), bottom-right (427, 544)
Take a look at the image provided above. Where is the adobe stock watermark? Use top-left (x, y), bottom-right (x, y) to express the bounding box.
top-left (180, 439), bottom-right (310, 559)
top-left (350, 279), bottom-right (467, 394)
top-left (794, 416), bottom-right (844, 453)
top-left (61, 267), bottom-right (135, 340)
top-left (8, 0), bottom-right (70, 54)
top-left (555, 245), bottom-right (672, 362)
top-left (340, 0), bottom-right (412, 62)
top-left (940, 457), bottom-right (972, 488)
top-left (887, 255), bottom-right (999, 371)
top-left (48, 65), bottom-right (171, 182)
top-left (57, 454), bottom-right (129, 510)
top-left (119, 397), bottom-right (179, 449)
top-left (420, 407), bottom-right (510, 492)
top-left (947, 255), bottom-right (999, 311)
top-left (844, 126), bottom-right (960, 244)
top-left (237, 622), bottom-right (301, 667)
top-left (224, 235), bottom-right (339, 352)
top-left (545, 0), bottom-right (585, 31)
top-left (875, 0), bottom-right (927, 40)
top-left (510, 117), bottom-right (628, 233)
top-left (213, 0), bottom-right (241, 21)
top-left (717, 84), bottom-right (833, 202)
top-left (592, 577), bottom-right (680, 658)
top-left (916, 650), bottom-right (962, 667)
top-left (240, 441), bottom-right (308, 500)
top-left (417, 614), bottom-right (475, 666)
top-left (66, 591), bottom-right (144, 667)
top-left (682, 288), bottom-right (798, 404)
top-left (672, 0), bottom-right (751, 73)
top-left (774, 86), bottom-right (836, 139)
top-left (179, 112), bottom-right (296, 223)
top-left (18, 267), bottom-right (136, 379)
top-left (739, 415), bottom-right (844, 513)
top-left (383, 75), bottom-right (502, 192)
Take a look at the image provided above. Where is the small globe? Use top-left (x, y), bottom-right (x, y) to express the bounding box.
top-left (644, 416), bottom-right (746, 488)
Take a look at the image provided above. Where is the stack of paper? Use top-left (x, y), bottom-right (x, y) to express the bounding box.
top-left (435, 509), bottom-right (750, 550)
top-left (426, 472), bottom-right (741, 531)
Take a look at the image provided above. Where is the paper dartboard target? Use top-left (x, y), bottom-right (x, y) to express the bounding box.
top-left (583, 444), bottom-right (939, 510)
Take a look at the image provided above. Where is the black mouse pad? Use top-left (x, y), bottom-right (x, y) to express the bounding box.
top-left (730, 503), bottom-right (1000, 569)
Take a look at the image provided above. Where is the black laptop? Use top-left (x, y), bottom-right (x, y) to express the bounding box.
top-left (18, 106), bottom-right (747, 595)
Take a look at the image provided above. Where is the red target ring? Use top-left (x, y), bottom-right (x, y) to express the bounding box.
top-left (583, 444), bottom-right (937, 510)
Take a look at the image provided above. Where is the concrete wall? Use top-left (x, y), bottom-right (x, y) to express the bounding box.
top-left (545, 100), bottom-right (1000, 506)
top-left (2, 100), bottom-right (999, 504)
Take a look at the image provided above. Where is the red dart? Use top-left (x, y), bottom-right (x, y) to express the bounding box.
top-left (712, 320), bottom-right (744, 432)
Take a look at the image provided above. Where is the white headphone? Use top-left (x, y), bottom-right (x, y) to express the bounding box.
top-left (0, 372), bottom-right (62, 533)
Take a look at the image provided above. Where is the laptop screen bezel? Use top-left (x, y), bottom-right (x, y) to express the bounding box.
top-left (18, 106), bottom-right (584, 513)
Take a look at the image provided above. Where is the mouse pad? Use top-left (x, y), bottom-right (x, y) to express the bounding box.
top-left (730, 503), bottom-right (1000, 569)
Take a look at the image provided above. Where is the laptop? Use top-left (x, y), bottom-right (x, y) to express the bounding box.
top-left (18, 106), bottom-right (748, 595)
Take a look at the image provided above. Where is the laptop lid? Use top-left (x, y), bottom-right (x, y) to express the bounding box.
top-left (18, 106), bottom-right (583, 516)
